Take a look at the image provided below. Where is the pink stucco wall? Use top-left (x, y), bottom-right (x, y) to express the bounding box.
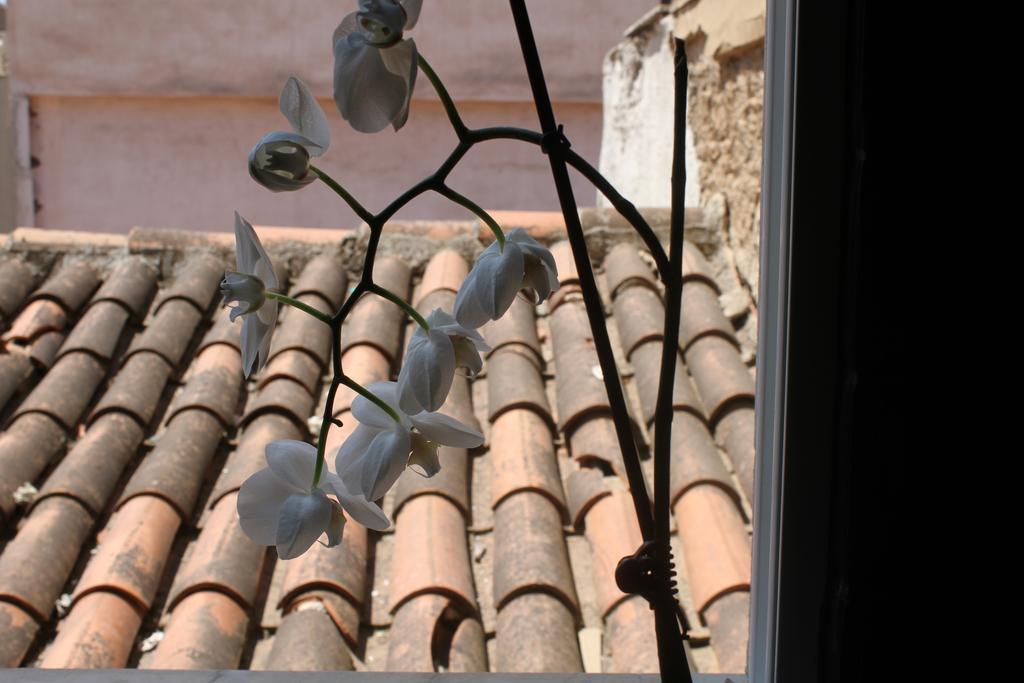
top-left (8, 0), bottom-right (652, 232)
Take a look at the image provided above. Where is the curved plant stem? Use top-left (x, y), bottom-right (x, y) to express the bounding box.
top-left (311, 380), bottom-right (338, 487)
top-left (418, 54), bottom-right (468, 138)
top-left (265, 291), bottom-right (332, 324)
top-left (370, 284), bottom-right (430, 331)
top-left (312, 165), bottom-right (375, 225)
top-left (339, 375), bottom-right (403, 424)
top-left (435, 185), bottom-right (506, 246)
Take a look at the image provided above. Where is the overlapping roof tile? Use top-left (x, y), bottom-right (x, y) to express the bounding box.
top-left (0, 216), bottom-right (755, 675)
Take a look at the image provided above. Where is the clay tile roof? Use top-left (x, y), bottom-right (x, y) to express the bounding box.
top-left (0, 217), bottom-right (755, 675)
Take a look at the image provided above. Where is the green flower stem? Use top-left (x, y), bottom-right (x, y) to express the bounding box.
top-left (265, 291), bottom-right (332, 324)
top-left (369, 284), bottom-right (430, 332)
top-left (436, 185), bottom-right (506, 246)
top-left (339, 376), bottom-right (403, 424)
top-left (417, 54), bottom-right (467, 136)
top-left (311, 165), bottom-right (374, 225)
top-left (311, 380), bottom-right (339, 488)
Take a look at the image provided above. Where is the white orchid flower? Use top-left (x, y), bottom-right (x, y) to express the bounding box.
top-left (333, 0), bottom-right (422, 133)
top-left (220, 213), bottom-right (279, 377)
top-left (454, 228), bottom-right (560, 328)
top-left (397, 309), bottom-right (489, 414)
top-left (336, 381), bottom-right (483, 501)
top-left (249, 76), bottom-right (331, 192)
top-left (238, 440), bottom-right (391, 560)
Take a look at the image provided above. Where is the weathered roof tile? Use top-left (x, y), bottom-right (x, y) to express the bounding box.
top-left (684, 335), bottom-right (755, 424)
top-left (89, 257), bottom-right (158, 319)
top-left (31, 260), bottom-right (100, 314)
top-left (415, 249), bottom-right (467, 306)
top-left (486, 347), bottom-right (551, 424)
top-left (39, 592), bottom-right (142, 669)
top-left (265, 602), bottom-right (354, 671)
top-left (489, 409), bottom-right (565, 513)
top-left (0, 414), bottom-right (68, 522)
top-left (279, 522), bottom-right (368, 611)
top-left (151, 253), bottom-right (224, 315)
top-left (145, 590), bottom-right (248, 670)
top-left (210, 413), bottom-right (302, 507)
top-left (288, 254), bottom-right (347, 310)
top-left (90, 351), bottom-right (173, 427)
top-left (2, 299), bottom-right (66, 345)
top-left (481, 295), bottom-right (543, 361)
top-left (716, 403), bottom-right (756, 502)
top-left (0, 601), bottom-right (39, 668)
top-left (0, 259), bottom-right (38, 320)
top-left (55, 301), bottom-right (129, 362)
top-left (495, 592), bottom-right (582, 672)
top-left (340, 256), bottom-right (412, 363)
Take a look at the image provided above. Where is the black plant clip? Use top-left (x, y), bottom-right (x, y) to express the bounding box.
top-left (541, 124), bottom-right (572, 156)
top-left (615, 541), bottom-right (682, 622)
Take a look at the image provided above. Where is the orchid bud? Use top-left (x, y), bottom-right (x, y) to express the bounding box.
top-left (357, 0), bottom-right (406, 46)
top-left (248, 132), bottom-right (317, 192)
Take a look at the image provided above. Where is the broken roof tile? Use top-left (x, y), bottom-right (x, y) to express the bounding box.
top-left (151, 252), bottom-right (224, 315)
top-left (39, 592), bottom-right (142, 669)
top-left (495, 592), bottom-right (582, 672)
top-left (566, 467), bottom-right (611, 531)
top-left (389, 495), bottom-right (477, 615)
top-left (0, 414), bottom-right (68, 522)
top-left (715, 403), bottom-right (756, 503)
top-left (567, 416), bottom-right (625, 476)
top-left (2, 299), bottom-right (67, 345)
top-left (481, 295), bottom-right (543, 361)
top-left (415, 249), bottom-right (468, 306)
top-left (90, 351), bottom-right (174, 428)
top-left (73, 496), bottom-right (181, 611)
top-left (55, 301), bottom-right (129, 362)
top-left (0, 259), bottom-right (38, 320)
top-left (30, 260), bottom-right (100, 314)
top-left (279, 522), bottom-right (368, 611)
top-left (486, 346), bottom-right (551, 425)
top-left (674, 485), bottom-right (751, 614)
top-left (0, 496), bottom-right (93, 622)
top-left (168, 493), bottom-right (266, 611)
top-left (125, 299), bottom-right (203, 368)
top-left (89, 257), bottom-right (158, 319)
top-left (489, 409), bottom-right (565, 513)
top-left (493, 491), bottom-right (578, 613)
top-left (684, 335), bottom-right (755, 424)
top-left (117, 409), bottom-right (225, 520)
top-left (264, 602), bottom-right (354, 671)
top-left (448, 615), bottom-right (488, 672)
top-left (145, 590), bottom-right (248, 670)
top-left (210, 413), bottom-right (303, 506)
top-left (386, 593), bottom-right (449, 672)
top-left (0, 601), bottom-right (39, 668)
top-left (303, 590), bottom-right (362, 649)
top-left (27, 330), bottom-right (65, 370)
top-left (288, 254), bottom-right (347, 310)
top-left (35, 412), bottom-right (145, 517)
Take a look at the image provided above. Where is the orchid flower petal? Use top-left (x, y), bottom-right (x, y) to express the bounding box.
top-left (379, 38), bottom-right (417, 131)
top-left (400, 0), bottom-right (423, 29)
top-left (408, 434), bottom-right (441, 477)
top-left (334, 30), bottom-right (409, 134)
top-left (340, 426), bottom-right (411, 501)
top-left (351, 381), bottom-right (405, 429)
top-left (265, 440), bottom-right (317, 491)
top-left (279, 77), bottom-right (330, 155)
top-left (322, 471), bottom-right (392, 531)
top-left (237, 469), bottom-right (294, 545)
top-left (410, 411), bottom-right (483, 448)
top-left (322, 500), bottom-right (346, 548)
top-left (275, 490), bottom-right (332, 560)
top-left (397, 327), bottom-right (455, 414)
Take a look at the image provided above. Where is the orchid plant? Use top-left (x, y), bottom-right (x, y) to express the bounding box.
top-left (222, 1), bottom-right (693, 676)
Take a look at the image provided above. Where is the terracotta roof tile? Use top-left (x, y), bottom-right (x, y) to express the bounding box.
top-left (388, 495), bottom-right (477, 615)
top-left (702, 589), bottom-right (750, 673)
top-left (163, 344), bottom-right (243, 429)
top-left (151, 253), bottom-right (225, 315)
top-left (72, 496), bottom-right (181, 611)
top-left (679, 280), bottom-right (736, 352)
top-left (550, 301), bottom-right (611, 431)
top-left (566, 467), bottom-right (611, 530)
top-left (669, 410), bottom-right (737, 507)
top-left (39, 592), bottom-right (142, 669)
top-left (0, 601), bottom-right (39, 667)
top-left (89, 257), bottom-right (158, 320)
top-left (673, 485), bottom-right (751, 614)
top-left (486, 347), bottom-right (551, 425)
top-left (0, 259), bottom-right (38, 321)
top-left (288, 254), bottom-right (347, 310)
top-left (0, 497), bottom-right (93, 622)
top-left (580, 489), bottom-right (642, 618)
top-left (54, 301), bottom-right (129, 362)
top-left (27, 330), bottom-right (65, 370)
top-left (11, 352), bottom-right (103, 429)
top-left (241, 377), bottom-right (315, 432)
top-left (415, 248), bottom-right (468, 306)
top-left (196, 308), bottom-right (241, 354)
top-left (118, 409), bottom-right (226, 520)
top-left (210, 413), bottom-right (302, 506)
top-left (681, 242), bottom-right (719, 290)
top-left (35, 412), bottom-right (145, 517)
top-left (567, 416), bottom-right (625, 476)
top-left (684, 335), bottom-right (755, 424)
top-left (259, 349), bottom-right (321, 396)
top-left (613, 286), bottom-right (668, 360)
top-left (145, 590), bottom-right (248, 670)
top-left (548, 241), bottom-right (583, 313)
top-left (493, 491), bottom-right (577, 613)
top-left (340, 256), bottom-right (412, 363)
top-left (125, 300), bottom-right (203, 368)
top-left (90, 352), bottom-right (173, 427)
top-left (394, 442), bottom-right (470, 518)
top-left (629, 339), bottom-right (705, 424)
top-left (0, 414), bottom-right (67, 522)
top-left (385, 593), bottom-right (450, 671)
top-left (168, 492), bottom-right (266, 611)
top-left (604, 242), bottom-right (660, 299)
top-left (267, 298), bottom-right (332, 366)
top-left (448, 616), bottom-right (488, 672)
top-left (0, 352), bottom-right (34, 413)
top-left (495, 592), bottom-right (582, 672)
top-left (489, 409), bottom-right (565, 513)
top-left (2, 299), bottom-right (66, 346)
top-left (481, 295), bottom-right (543, 361)
top-left (264, 602), bottom-right (355, 671)
top-left (278, 521), bottom-right (368, 612)
top-left (305, 589), bottom-right (362, 649)
top-left (715, 403), bottom-right (756, 502)
top-left (605, 595), bottom-right (660, 674)
top-left (31, 260), bottom-right (100, 314)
